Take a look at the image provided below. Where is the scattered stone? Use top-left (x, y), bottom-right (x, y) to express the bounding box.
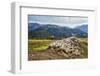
top-left (49, 37), bottom-right (84, 58)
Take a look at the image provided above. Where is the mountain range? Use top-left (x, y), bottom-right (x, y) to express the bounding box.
top-left (75, 24), bottom-right (88, 33)
top-left (28, 23), bottom-right (88, 39)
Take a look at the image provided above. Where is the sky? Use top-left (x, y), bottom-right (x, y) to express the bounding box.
top-left (28, 15), bottom-right (88, 28)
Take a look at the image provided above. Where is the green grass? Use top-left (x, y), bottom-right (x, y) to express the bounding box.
top-left (28, 38), bottom-right (88, 58)
top-left (78, 38), bottom-right (88, 58)
top-left (32, 45), bottom-right (48, 51)
top-left (28, 39), bottom-right (53, 53)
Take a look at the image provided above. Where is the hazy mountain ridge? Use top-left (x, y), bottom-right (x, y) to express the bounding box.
top-left (75, 24), bottom-right (88, 33)
top-left (28, 23), bottom-right (88, 39)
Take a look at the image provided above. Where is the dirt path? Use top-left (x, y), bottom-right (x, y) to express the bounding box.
top-left (28, 49), bottom-right (67, 60)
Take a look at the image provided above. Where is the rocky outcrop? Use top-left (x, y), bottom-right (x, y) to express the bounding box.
top-left (48, 37), bottom-right (84, 58)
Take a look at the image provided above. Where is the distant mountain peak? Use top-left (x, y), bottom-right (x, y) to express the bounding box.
top-left (75, 24), bottom-right (88, 33)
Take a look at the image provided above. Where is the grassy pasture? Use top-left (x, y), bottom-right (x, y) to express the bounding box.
top-left (28, 39), bottom-right (54, 53)
top-left (28, 38), bottom-right (88, 59)
top-left (78, 38), bottom-right (88, 58)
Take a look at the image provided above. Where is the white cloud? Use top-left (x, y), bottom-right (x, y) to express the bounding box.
top-left (28, 15), bottom-right (88, 28)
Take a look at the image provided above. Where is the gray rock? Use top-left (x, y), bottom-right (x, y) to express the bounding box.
top-left (49, 37), bottom-right (84, 58)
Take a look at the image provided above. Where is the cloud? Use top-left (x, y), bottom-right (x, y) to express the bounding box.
top-left (28, 15), bottom-right (88, 28)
